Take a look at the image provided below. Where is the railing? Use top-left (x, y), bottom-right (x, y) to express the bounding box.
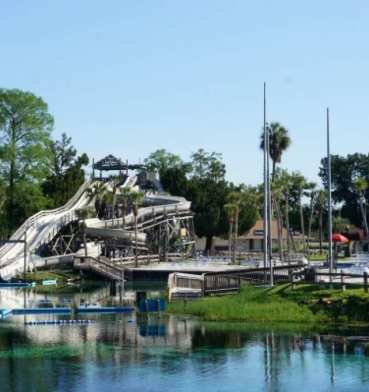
top-left (203, 274), bottom-right (240, 294)
top-left (74, 256), bottom-right (124, 281)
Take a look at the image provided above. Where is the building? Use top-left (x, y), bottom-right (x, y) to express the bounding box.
top-left (196, 219), bottom-right (300, 253)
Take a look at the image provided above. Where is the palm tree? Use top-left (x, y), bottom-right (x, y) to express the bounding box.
top-left (130, 191), bottom-right (144, 267)
top-left (86, 182), bottom-right (107, 217)
top-left (120, 187), bottom-right (132, 228)
top-left (260, 122), bottom-right (291, 180)
top-left (226, 192), bottom-right (243, 264)
top-left (295, 175), bottom-right (308, 254)
top-left (354, 177), bottom-right (369, 236)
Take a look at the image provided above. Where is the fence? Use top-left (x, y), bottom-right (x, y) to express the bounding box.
top-left (313, 270), bottom-right (369, 292)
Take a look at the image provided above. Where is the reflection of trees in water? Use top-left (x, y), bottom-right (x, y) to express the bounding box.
top-left (4, 318), bottom-right (369, 391)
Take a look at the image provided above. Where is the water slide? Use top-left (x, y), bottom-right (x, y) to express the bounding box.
top-left (0, 175), bottom-right (191, 280)
top-left (0, 181), bottom-right (95, 280)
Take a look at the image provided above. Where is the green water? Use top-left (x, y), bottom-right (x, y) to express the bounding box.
top-left (1, 288), bottom-right (369, 391)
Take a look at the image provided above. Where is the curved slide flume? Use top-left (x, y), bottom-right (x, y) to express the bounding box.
top-left (0, 174), bottom-right (191, 280)
top-left (0, 181), bottom-right (94, 280)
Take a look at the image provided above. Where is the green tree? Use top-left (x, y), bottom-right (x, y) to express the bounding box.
top-left (86, 182), bottom-right (107, 218)
top-left (144, 149), bottom-right (184, 174)
top-left (260, 122), bottom-right (291, 180)
top-left (0, 89), bottom-right (54, 231)
top-left (187, 150), bottom-right (228, 252)
top-left (42, 133), bottom-right (89, 207)
top-left (319, 153), bottom-right (369, 228)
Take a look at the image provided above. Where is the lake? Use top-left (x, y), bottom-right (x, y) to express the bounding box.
top-left (1, 286), bottom-right (369, 392)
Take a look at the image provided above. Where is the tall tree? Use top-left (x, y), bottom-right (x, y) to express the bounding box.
top-left (188, 149), bottom-right (228, 252)
top-left (42, 133), bottom-right (89, 207)
top-left (0, 89), bottom-right (54, 230)
top-left (260, 122), bottom-right (291, 180)
top-left (320, 153), bottom-right (369, 228)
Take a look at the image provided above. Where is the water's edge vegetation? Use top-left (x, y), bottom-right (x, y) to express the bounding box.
top-left (168, 283), bottom-right (369, 326)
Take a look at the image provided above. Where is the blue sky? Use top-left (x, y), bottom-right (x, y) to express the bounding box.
top-left (1, 0), bottom-right (369, 185)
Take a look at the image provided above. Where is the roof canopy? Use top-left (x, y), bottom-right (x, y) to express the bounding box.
top-left (93, 155), bottom-right (145, 171)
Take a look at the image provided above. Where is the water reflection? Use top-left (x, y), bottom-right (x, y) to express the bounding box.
top-left (1, 289), bottom-right (369, 391)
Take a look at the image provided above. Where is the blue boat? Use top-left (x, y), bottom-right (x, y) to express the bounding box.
top-left (12, 307), bottom-right (71, 315)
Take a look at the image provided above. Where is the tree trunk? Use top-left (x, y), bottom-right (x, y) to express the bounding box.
top-left (233, 208), bottom-right (239, 264)
top-left (319, 210), bottom-right (323, 254)
top-left (307, 194), bottom-right (316, 256)
top-left (8, 128), bottom-right (16, 231)
top-left (228, 220), bottom-right (234, 259)
top-left (359, 196), bottom-right (369, 237)
top-left (273, 196), bottom-right (284, 263)
top-left (299, 196), bottom-right (306, 253)
top-left (272, 160), bottom-right (276, 182)
top-left (205, 236), bottom-right (213, 254)
top-left (284, 193), bottom-right (291, 254)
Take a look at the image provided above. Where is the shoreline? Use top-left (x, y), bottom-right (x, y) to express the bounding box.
top-left (167, 283), bottom-right (369, 327)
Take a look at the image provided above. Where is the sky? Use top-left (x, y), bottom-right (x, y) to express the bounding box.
top-left (1, 0), bottom-right (369, 186)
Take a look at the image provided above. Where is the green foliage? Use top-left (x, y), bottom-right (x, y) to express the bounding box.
top-left (145, 148), bottom-right (261, 251)
top-left (168, 285), bottom-right (318, 323)
top-left (0, 88), bottom-right (54, 231)
top-left (332, 216), bottom-right (352, 233)
top-left (320, 153), bottom-right (369, 227)
top-left (260, 122), bottom-right (291, 178)
top-left (169, 283), bottom-right (369, 325)
top-left (42, 133), bottom-right (89, 208)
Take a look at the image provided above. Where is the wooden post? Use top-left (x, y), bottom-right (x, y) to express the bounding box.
top-left (364, 272), bottom-right (368, 293)
top-left (340, 269), bottom-right (346, 291)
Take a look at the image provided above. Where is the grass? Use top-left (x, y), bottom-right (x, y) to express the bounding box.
top-left (168, 283), bottom-right (369, 325)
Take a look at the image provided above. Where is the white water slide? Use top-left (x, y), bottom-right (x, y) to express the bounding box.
top-left (0, 175), bottom-right (191, 281)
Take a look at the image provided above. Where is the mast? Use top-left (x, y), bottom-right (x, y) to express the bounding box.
top-left (263, 83), bottom-right (268, 272)
top-left (327, 108), bottom-right (333, 281)
top-left (264, 83), bottom-right (273, 286)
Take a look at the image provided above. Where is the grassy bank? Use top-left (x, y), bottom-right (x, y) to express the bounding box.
top-left (168, 283), bottom-right (369, 325)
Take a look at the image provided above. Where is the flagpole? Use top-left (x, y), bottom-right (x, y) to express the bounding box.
top-left (263, 83), bottom-right (268, 275)
top-left (327, 108), bottom-right (333, 283)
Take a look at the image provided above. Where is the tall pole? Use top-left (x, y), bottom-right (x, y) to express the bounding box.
top-left (327, 108), bottom-right (333, 281)
top-left (265, 84), bottom-right (273, 286)
top-left (23, 231), bottom-right (27, 282)
top-left (263, 83), bottom-right (268, 272)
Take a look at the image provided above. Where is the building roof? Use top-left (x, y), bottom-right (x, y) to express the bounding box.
top-left (93, 155), bottom-right (145, 171)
